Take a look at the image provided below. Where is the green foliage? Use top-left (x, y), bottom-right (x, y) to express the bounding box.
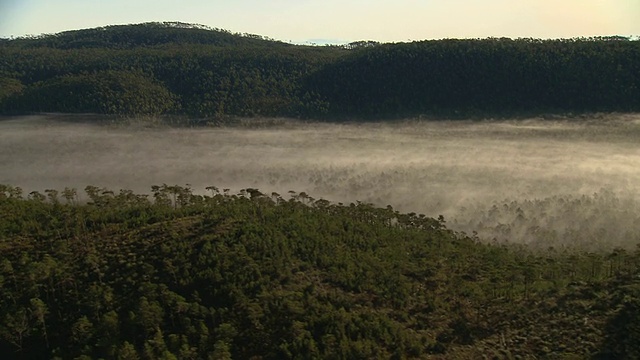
top-left (307, 38), bottom-right (640, 117)
top-left (0, 184), bottom-right (638, 358)
top-left (3, 22), bottom-right (290, 50)
top-left (2, 24), bottom-right (638, 119)
top-left (11, 70), bottom-right (177, 115)
top-left (597, 283), bottom-right (640, 359)
top-left (0, 77), bottom-right (24, 110)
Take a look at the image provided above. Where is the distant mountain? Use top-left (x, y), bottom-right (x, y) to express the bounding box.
top-left (1, 22), bottom-right (291, 49)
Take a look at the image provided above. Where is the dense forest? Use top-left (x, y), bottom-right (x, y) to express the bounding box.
top-left (0, 183), bottom-right (639, 359)
top-left (1, 22), bottom-right (639, 119)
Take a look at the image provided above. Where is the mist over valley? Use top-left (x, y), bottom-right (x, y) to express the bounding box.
top-left (3, 113), bottom-right (640, 250)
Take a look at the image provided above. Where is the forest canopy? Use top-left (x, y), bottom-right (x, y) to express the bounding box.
top-left (1, 22), bottom-right (639, 119)
top-left (1, 183), bottom-right (639, 359)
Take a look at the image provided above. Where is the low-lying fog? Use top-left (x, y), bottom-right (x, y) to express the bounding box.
top-left (3, 113), bottom-right (640, 250)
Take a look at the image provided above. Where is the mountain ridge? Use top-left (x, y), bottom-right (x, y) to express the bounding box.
top-left (1, 22), bottom-right (639, 119)
top-left (0, 21), bottom-right (292, 49)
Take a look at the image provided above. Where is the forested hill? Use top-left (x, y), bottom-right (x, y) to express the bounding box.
top-left (1, 22), bottom-right (639, 119)
top-left (1, 22), bottom-right (291, 50)
top-left (1, 184), bottom-right (639, 358)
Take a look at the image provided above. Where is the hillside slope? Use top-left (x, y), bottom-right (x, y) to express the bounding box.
top-left (1, 22), bottom-right (290, 49)
top-left (1, 24), bottom-right (640, 119)
top-left (0, 184), bottom-right (638, 359)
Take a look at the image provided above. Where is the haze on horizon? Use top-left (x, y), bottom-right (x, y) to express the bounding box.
top-left (1, 0), bottom-right (639, 44)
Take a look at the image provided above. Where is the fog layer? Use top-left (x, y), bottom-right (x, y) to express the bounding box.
top-left (3, 114), bottom-right (640, 249)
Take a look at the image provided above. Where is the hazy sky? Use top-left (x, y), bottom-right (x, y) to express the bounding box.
top-left (1, 0), bottom-right (639, 43)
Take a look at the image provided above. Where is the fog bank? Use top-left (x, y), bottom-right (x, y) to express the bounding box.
top-left (2, 113), bottom-right (640, 249)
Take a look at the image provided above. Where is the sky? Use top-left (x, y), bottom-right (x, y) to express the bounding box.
top-left (0, 0), bottom-right (639, 43)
